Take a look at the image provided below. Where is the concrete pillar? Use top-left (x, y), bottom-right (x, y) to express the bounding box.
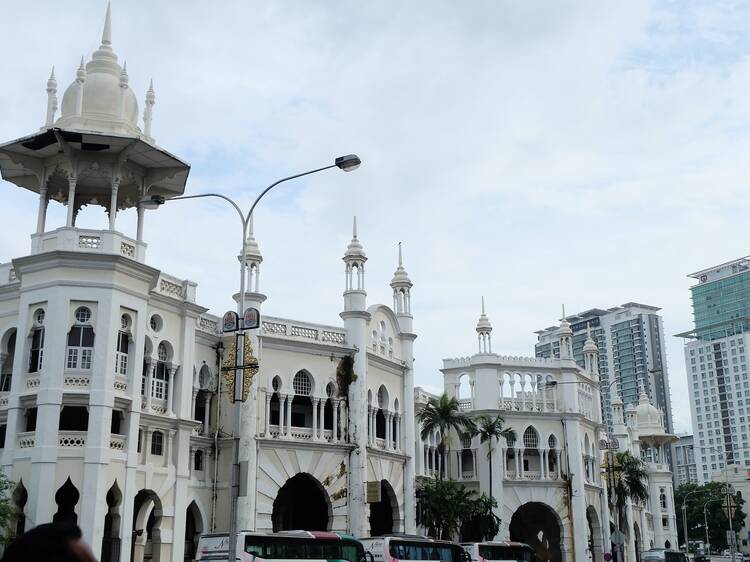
top-left (312, 398), bottom-right (319, 440)
top-left (136, 204), bottom-right (145, 242)
top-left (204, 393), bottom-right (211, 434)
top-left (564, 419), bottom-right (590, 562)
top-left (332, 399), bottom-right (339, 443)
top-left (66, 175), bottom-right (76, 227)
top-left (285, 394), bottom-right (292, 436)
top-left (385, 412), bottom-right (393, 450)
top-left (167, 367), bottom-right (175, 416)
top-left (36, 186), bottom-right (48, 234)
top-left (264, 392), bottom-right (272, 436)
top-left (108, 178), bottom-right (119, 231)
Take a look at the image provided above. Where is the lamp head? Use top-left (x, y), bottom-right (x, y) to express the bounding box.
top-left (140, 194), bottom-right (165, 210)
top-left (335, 154), bottom-right (361, 172)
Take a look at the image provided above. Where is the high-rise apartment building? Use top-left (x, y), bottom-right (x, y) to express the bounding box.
top-left (678, 257), bottom-right (750, 483)
top-left (671, 434), bottom-right (698, 486)
top-left (535, 303), bottom-right (673, 436)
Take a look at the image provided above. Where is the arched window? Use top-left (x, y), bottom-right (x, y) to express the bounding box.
top-left (194, 450), bottom-right (203, 471)
top-left (28, 309), bottom-right (45, 373)
top-left (523, 427), bottom-right (538, 449)
top-left (1, 331), bottom-right (16, 391)
top-left (293, 371), bottom-right (312, 396)
top-left (152, 343), bottom-right (169, 400)
top-left (659, 489), bottom-right (667, 510)
top-left (548, 434), bottom-right (557, 449)
top-left (151, 431), bottom-right (163, 455)
top-left (66, 308), bottom-right (94, 370)
top-left (115, 315), bottom-right (130, 377)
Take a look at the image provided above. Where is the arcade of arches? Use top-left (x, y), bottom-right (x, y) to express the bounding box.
top-left (509, 502), bottom-right (562, 562)
top-left (272, 473), bottom-right (331, 532)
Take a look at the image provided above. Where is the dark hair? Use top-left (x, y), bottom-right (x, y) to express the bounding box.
top-left (2, 523), bottom-right (84, 562)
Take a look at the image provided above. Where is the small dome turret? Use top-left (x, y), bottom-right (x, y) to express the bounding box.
top-left (476, 297), bottom-right (493, 354)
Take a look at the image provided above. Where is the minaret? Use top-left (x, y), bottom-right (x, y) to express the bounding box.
top-left (583, 325), bottom-right (599, 377)
top-left (75, 57), bottom-right (86, 116)
top-left (476, 296), bottom-right (493, 354)
top-left (558, 305), bottom-right (573, 360)
top-left (44, 67), bottom-right (57, 127)
top-left (119, 62), bottom-right (129, 120)
top-left (143, 80), bottom-right (155, 141)
top-left (235, 216), bottom-right (266, 532)
top-left (390, 243), bottom-right (417, 533)
top-left (340, 217), bottom-right (370, 536)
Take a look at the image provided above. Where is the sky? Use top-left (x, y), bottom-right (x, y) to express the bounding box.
top-left (2, 1), bottom-right (750, 435)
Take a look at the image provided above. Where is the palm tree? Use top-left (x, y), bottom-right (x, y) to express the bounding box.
top-left (609, 451), bottom-right (649, 533)
top-left (473, 414), bottom-right (515, 499)
top-left (418, 393), bottom-right (475, 479)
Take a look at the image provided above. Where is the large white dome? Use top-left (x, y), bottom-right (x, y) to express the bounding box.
top-left (54, 5), bottom-right (143, 138)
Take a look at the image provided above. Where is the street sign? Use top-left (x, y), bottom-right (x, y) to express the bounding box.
top-left (243, 307), bottom-right (260, 329)
top-left (611, 531), bottom-right (626, 546)
top-left (723, 496), bottom-right (737, 519)
top-left (222, 311), bottom-right (239, 333)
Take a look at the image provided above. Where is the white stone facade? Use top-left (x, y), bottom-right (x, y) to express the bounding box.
top-left (416, 307), bottom-right (679, 562)
top-left (0, 8), bottom-right (416, 562)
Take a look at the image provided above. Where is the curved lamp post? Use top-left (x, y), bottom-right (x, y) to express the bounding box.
top-left (140, 153), bottom-right (361, 562)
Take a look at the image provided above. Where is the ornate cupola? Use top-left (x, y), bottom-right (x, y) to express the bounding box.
top-left (239, 216), bottom-right (263, 294)
top-left (343, 217), bottom-right (367, 312)
top-left (476, 296), bottom-right (493, 354)
top-left (0, 3), bottom-right (190, 263)
top-left (582, 325), bottom-right (599, 377)
top-left (390, 242), bottom-right (413, 316)
top-left (558, 305), bottom-right (573, 360)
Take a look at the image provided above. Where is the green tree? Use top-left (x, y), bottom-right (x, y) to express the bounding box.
top-left (473, 414), bottom-right (515, 500)
top-left (418, 393), bottom-right (475, 479)
top-left (674, 481), bottom-right (746, 552)
top-left (608, 451), bottom-right (649, 530)
top-left (0, 470), bottom-right (17, 544)
top-left (418, 478), bottom-right (499, 541)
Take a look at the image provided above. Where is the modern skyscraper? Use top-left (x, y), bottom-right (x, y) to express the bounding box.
top-left (535, 303), bottom-right (673, 436)
top-left (671, 434), bottom-right (698, 486)
top-left (678, 256), bottom-right (750, 483)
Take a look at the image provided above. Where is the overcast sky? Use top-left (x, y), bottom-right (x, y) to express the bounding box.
top-left (3, 1), bottom-right (750, 434)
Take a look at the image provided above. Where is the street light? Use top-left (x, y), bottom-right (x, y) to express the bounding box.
top-left (139, 153), bottom-right (361, 562)
top-left (703, 497), bottom-right (722, 554)
top-left (681, 488), bottom-right (704, 556)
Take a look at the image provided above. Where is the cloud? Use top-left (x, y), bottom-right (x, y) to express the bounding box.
top-left (3, 1), bottom-right (750, 436)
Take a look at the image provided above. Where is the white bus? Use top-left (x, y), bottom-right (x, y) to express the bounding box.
top-left (460, 542), bottom-right (536, 562)
top-left (359, 535), bottom-right (469, 562)
top-left (196, 530), bottom-right (368, 562)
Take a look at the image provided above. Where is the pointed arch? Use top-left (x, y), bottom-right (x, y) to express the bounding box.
top-left (53, 477), bottom-right (80, 523)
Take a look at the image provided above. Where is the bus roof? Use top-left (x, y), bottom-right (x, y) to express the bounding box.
top-left (201, 531), bottom-right (358, 541)
top-left (360, 534), bottom-right (459, 545)
top-left (461, 542), bottom-right (533, 548)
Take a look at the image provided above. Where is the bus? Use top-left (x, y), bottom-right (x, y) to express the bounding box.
top-left (359, 535), bottom-right (470, 562)
top-left (196, 530), bottom-right (369, 562)
top-left (461, 542), bottom-right (536, 562)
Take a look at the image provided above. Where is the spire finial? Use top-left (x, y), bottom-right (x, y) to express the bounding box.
top-left (398, 241), bottom-right (403, 266)
top-left (562, 304), bottom-right (566, 319)
top-left (352, 216), bottom-right (358, 239)
top-left (249, 214), bottom-right (254, 236)
top-left (49, 66), bottom-right (56, 81)
top-left (102, 2), bottom-right (112, 47)
top-left (481, 296), bottom-right (486, 315)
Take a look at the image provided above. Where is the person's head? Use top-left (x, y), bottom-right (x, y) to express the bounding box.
top-left (1, 522), bottom-right (96, 562)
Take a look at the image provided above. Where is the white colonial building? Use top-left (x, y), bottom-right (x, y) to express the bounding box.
top-left (415, 305), bottom-right (678, 562)
top-left (0, 7), bottom-right (416, 562)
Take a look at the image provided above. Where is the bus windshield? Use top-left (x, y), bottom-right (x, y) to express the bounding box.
top-left (244, 536), bottom-right (364, 562)
top-left (478, 545), bottom-right (534, 562)
top-left (389, 540), bottom-right (462, 562)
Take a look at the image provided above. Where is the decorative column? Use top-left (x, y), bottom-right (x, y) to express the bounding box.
top-left (457, 450), bottom-right (463, 479)
top-left (145, 360), bottom-right (155, 411)
top-left (36, 186), bottom-right (48, 234)
top-left (191, 390), bottom-right (198, 420)
top-left (312, 398), bottom-right (319, 440)
top-left (108, 177), bottom-right (119, 230)
top-left (136, 204), bottom-right (145, 242)
top-left (167, 367), bottom-right (176, 416)
top-left (203, 393), bottom-right (211, 434)
top-left (166, 429), bottom-right (175, 465)
top-left (367, 407), bottom-right (373, 445)
top-left (395, 415), bottom-right (401, 451)
top-left (318, 400), bottom-right (325, 440)
top-left (145, 427), bottom-right (153, 459)
top-left (514, 448), bottom-right (521, 478)
top-left (385, 412), bottom-right (393, 450)
top-left (66, 175), bottom-right (77, 227)
top-left (285, 394), bottom-right (293, 437)
top-left (556, 449), bottom-right (562, 479)
top-left (265, 391), bottom-right (272, 436)
top-left (332, 399), bottom-right (339, 443)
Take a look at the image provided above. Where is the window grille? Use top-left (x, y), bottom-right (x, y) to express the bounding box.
top-left (151, 431), bottom-right (163, 455)
top-left (66, 326), bottom-right (94, 370)
top-left (293, 371), bottom-right (311, 396)
top-left (462, 436), bottom-right (472, 449)
top-left (34, 309), bottom-right (45, 326)
top-left (506, 433), bottom-right (516, 447)
top-left (150, 315), bottom-right (162, 332)
top-left (523, 427), bottom-right (539, 449)
top-left (272, 377), bottom-right (281, 392)
top-left (194, 450), bottom-right (203, 471)
top-left (74, 307), bottom-right (91, 324)
top-left (157, 343), bottom-right (168, 362)
top-left (548, 434), bottom-right (557, 449)
top-left (152, 362), bottom-right (168, 400)
top-left (120, 314), bottom-right (129, 330)
top-left (326, 382), bottom-right (335, 397)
